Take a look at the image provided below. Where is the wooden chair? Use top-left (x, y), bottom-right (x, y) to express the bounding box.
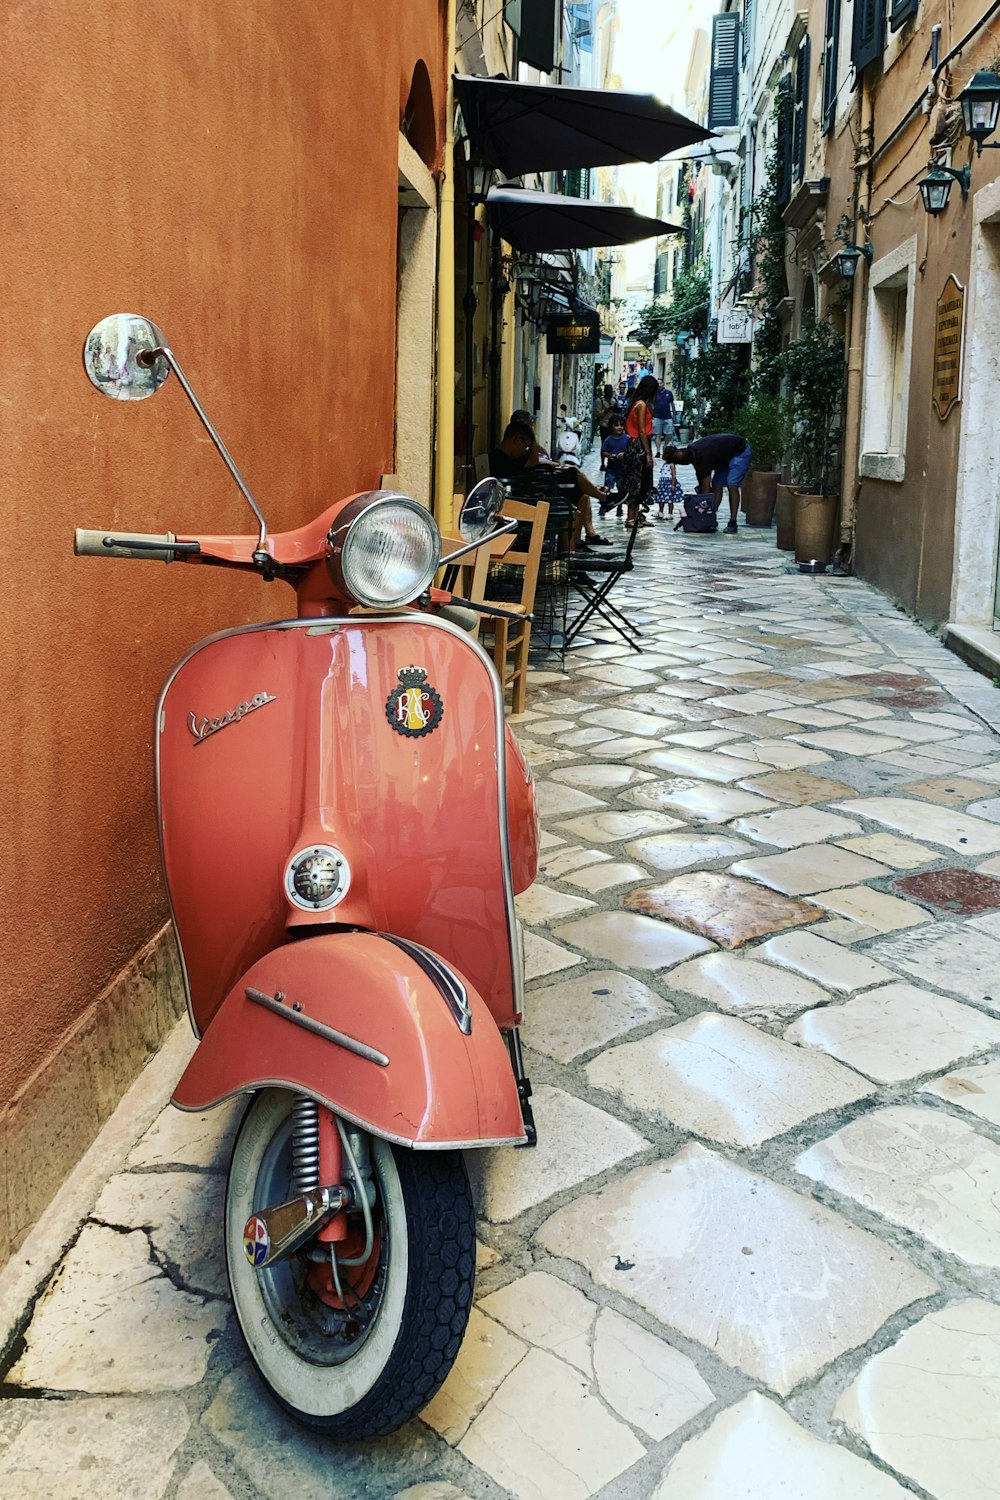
top-left (471, 499), bottom-right (549, 713)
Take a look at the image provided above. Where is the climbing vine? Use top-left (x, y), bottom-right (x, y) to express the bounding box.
top-left (747, 128), bottom-right (788, 402)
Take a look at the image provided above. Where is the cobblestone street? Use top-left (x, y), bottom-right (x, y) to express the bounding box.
top-left (6, 512), bottom-right (1000, 1499)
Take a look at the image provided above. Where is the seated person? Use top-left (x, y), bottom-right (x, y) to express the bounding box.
top-left (507, 411), bottom-right (611, 547)
top-left (488, 420), bottom-right (610, 548)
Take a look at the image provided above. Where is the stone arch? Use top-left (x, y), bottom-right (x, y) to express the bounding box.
top-left (402, 60), bottom-right (437, 170)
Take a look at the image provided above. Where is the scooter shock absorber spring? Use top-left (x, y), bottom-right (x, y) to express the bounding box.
top-left (290, 1097), bottom-right (321, 1197)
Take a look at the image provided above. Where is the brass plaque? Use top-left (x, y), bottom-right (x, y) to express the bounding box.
top-left (933, 275), bottom-right (965, 420)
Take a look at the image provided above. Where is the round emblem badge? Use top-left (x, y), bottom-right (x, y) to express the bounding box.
top-left (243, 1214), bottom-right (270, 1266)
top-left (386, 666), bottom-right (444, 738)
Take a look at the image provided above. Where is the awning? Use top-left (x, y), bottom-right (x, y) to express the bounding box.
top-left (455, 74), bottom-right (713, 177)
top-left (487, 188), bottom-right (681, 252)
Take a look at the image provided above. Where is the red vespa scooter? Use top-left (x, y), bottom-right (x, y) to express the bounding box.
top-left (76, 313), bottom-right (539, 1438)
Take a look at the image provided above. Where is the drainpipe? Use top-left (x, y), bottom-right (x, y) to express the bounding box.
top-left (433, 0), bottom-right (457, 531)
top-left (501, 274), bottom-right (516, 427)
top-left (838, 73), bottom-right (874, 566)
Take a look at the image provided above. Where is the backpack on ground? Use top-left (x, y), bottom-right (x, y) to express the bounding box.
top-left (675, 494), bottom-right (718, 533)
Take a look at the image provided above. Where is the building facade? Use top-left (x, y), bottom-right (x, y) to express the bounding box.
top-left (690, 0), bottom-right (1000, 655)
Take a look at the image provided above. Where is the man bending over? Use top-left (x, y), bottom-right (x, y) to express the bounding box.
top-left (663, 432), bottom-right (752, 535)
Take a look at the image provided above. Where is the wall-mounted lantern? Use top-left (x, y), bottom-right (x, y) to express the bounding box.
top-left (832, 243), bottom-right (873, 280)
top-left (918, 163), bottom-right (971, 216)
top-left (959, 70), bottom-right (1000, 154)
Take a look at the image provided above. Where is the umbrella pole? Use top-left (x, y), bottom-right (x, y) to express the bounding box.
top-left (488, 234), bottom-right (502, 450)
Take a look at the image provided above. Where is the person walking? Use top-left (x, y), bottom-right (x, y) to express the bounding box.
top-left (599, 413), bottom-right (629, 516)
top-left (652, 381), bottom-right (677, 458)
top-left (663, 432), bottom-right (752, 534)
top-left (622, 374), bottom-right (657, 530)
top-left (593, 384), bottom-right (619, 469)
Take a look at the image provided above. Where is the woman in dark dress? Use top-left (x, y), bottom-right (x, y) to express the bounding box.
top-left (622, 374), bottom-right (657, 529)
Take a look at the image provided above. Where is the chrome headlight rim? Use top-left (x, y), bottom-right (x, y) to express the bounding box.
top-left (326, 491), bottom-right (441, 609)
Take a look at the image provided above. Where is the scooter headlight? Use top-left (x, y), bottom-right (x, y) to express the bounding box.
top-left (326, 492), bottom-right (441, 609)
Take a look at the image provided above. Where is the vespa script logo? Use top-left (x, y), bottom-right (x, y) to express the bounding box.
top-left (188, 690), bottom-right (277, 746)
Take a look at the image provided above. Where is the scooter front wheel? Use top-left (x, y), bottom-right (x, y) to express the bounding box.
top-left (225, 1088), bottom-right (476, 1437)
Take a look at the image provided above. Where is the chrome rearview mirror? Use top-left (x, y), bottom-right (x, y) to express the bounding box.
top-left (83, 314), bottom-right (170, 401)
top-left (81, 313), bottom-right (271, 568)
top-left (458, 476), bottom-right (505, 543)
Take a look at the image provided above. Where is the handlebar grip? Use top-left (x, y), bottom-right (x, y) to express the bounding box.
top-left (74, 529), bottom-right (177, 562)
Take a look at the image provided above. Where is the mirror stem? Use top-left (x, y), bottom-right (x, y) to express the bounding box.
top-left (141, 346), bottom-right (269, 563)
top-left (440, 516), bottom-right (517, 566)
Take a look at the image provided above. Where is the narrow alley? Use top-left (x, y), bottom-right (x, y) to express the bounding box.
top-left (4, 518), bottom-right (1000, 1500)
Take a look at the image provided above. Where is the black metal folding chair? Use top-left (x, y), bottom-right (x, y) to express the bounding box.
top-left (501, 471), bottom-right (578, 666)
top-left (564, 510), bottom-right (644, 652)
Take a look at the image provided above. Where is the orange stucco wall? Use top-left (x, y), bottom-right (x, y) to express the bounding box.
top-left (1, 4), bottom-right (444, 1105)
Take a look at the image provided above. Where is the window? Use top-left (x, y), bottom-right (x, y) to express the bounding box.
top-left (860, 236), bottom-right (916, 482)
top-left (741, 0), bottom-right (755, 68)
top-left (708, 12), bottom-right (740, 130)
top-left (852, 0), bottom-right (886, 75)
top-left (889, 0), bottom-right (918, 31)
top-left (505, 0), bottom-right (558, 73)
top-left (792, 36), bottom-right (811, 183)
top-left (821, 0), bottom-right (841, 133)
top-left (774, 76), bottom-right (794, 208)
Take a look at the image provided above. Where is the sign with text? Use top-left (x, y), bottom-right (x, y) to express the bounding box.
top-left (546, 310), bottom-right (601, 355)
top-left (717, 305), bottom-right (754, 343)
top-left (933, 275), bottom-right (965, 420)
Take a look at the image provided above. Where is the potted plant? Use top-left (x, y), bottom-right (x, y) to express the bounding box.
top-left (732, 397), bottom-right (788, 526)
top-left (781, 322), bottom-right (846, 572)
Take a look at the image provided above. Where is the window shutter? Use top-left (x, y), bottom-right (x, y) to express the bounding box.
top-left (852, 0), bottom-right (885, 75)
top-left (507, 0), bottom-right (558, 74)
top-left (775, 77), bottom-right (794, 209)
top-left (741, 0), bottom-right (755, 68)
top-left (708, 13), bottom-right (740, 130)
top-left (821, 0), bottom-right (841, 132)
top-left (654, 250), bottom-right (668, 296)
top-left (889, 0), bottom-right (918, 31)
top-left (792, 36), bottom-right (811, 183)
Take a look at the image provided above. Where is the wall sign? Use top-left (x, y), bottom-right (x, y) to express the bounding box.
top-left (933, 275), bottom-right (965, 420)
top-left (717, 306), bottom-right (754, 343)
top-left (546, 310), bottom-right (601, 355)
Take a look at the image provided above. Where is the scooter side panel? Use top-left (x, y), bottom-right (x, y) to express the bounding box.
top-left (158, 617), bottom-right (520, 1034)
top-left (172, 933), bottom-right (525, 1146)
top-left (504, 724), bottom-right (539, 894)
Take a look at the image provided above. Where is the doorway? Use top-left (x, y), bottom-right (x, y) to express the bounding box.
top-left (394, 134), bottom-right (437, 507)
top-left (952, 199), bottom-right (1000, 630)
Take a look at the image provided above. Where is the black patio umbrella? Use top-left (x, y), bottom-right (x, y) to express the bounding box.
top-left (486, 187), bottom-right (681, 252)
top-left (454, 74), bottom-right (713, 177)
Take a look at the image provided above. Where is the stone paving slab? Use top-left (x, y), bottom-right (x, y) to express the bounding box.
top-left (9, 518), bottom-right (1000, 1499)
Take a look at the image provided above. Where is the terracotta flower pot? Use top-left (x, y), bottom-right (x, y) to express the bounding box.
top-left (793, 491), bottom-right (838, 572)
top-left (775, 484), bottom-right (801, 551)
top-left (742, 470), bottom-right (778, 526)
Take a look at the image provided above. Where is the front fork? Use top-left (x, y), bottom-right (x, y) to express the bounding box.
top-left (245, 1035), bottom-right (536, 1268)
top-left (507, 1028), bottom-right (536, 1148)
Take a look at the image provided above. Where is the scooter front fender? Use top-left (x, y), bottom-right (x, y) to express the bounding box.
top-left (172, 932), bottom-right (526, 1148)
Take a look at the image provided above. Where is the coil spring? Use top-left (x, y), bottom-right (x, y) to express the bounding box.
top-left (291, 1096), bottom-right (320, 1196)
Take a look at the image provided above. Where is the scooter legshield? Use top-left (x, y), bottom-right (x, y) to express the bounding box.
top-left (172, 932), bottom-right (526, 1147)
